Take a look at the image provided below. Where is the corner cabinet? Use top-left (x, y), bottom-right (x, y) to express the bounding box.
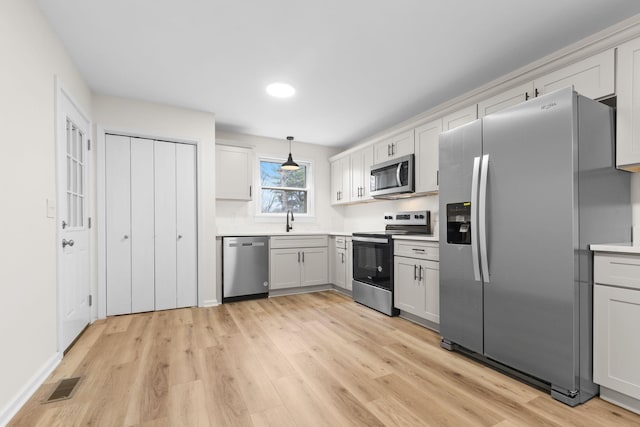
top-left (270, 235), bottom-right (329, 290)
top-left (373, 130), bottom-right (415, 163)
top-left (331, 157), bottom-right (350, 204)
top-left (414, 119), bottom-right (442, 194)
top-left (617, 38), bottom-right (640, 171)
top-left (216, 145), bottom-right (253, 200)
top-left (593, 250), bottom-right (640, 415)
top-left (393, 239), bottom-right (439, 324)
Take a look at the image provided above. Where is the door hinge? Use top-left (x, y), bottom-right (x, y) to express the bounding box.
top-left (88, 217), bottom-right (92, 229)
top-left (88, 295), bottom-right (93, 306)
top-left (87, 139), bottom-right (91, 150)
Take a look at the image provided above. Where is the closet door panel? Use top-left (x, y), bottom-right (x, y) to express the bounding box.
top-left (154, 141), bottom-right (177, 310)
top-left (176, 144), bottom-right (198, 307)
top-left (105, 135), bottom-right (132, 315)
top-left (130, 138), bottom-right (155, 313)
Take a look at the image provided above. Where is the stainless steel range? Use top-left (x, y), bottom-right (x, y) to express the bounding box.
top-left (352, 210), bottom-right (431, 316)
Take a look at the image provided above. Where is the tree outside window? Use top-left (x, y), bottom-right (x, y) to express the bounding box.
top-left (260, 160), bottom-right (309, 214)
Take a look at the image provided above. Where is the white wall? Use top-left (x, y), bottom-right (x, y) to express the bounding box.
top-left (342, 195), bottom-right (440, 237)
top-left (216, 131), bottom-right (344, 234)
top-left (92, 94), bottom-right (217, 306)
top-left (0, 0), bottom-right (92, 421)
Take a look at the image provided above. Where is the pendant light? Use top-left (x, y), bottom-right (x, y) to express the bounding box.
top-left (281, 136), bottom-right (300, 171)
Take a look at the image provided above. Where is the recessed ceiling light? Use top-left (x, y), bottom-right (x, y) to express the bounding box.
top-left (266, 82), bottom-right (295, 98)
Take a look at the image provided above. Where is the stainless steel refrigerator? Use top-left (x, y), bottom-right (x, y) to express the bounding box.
top-left (438, 87), bottom-right (631, 406)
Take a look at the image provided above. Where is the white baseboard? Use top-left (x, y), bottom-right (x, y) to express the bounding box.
top-left (202, 299), bottom-right (219, 307)
top-left (0, 352), bottom-right (61, 426)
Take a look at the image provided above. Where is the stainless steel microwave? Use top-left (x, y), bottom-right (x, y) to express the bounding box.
top-left (370, 154), bottom-right (414, 199)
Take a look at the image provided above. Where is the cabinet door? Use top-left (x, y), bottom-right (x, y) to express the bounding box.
top-left (346, 239), bottom-right (353, 291)
top-left (414, 119), bottom-right (442, 193)
top-left (270, 249), bottom-right (301, 289)
top-left (216, 145), bottom-right (253, 200)
top-left (394, 257), bottom-right (423, 316)
top-left (535, 48), bottom-right (614, 100)
top-left (443, 105), bottom-right (478, 131)
top-left (105, 135), bottom-right (132, 316)
top-left (421, 260), bottom-right (440, 324)
top-left (373, 138), bottom-right (393, 163)
top-left (301, 247), bottom-right (329, 287)
top-left (350, 151), bottom-right (364, 200)
top-left (594, 284), bottom-right (640, 399)
top-left (617, 38), bottom-right (640, 171)
top-left (176, 143), bottom-right (198, 308)
top-left (130, 138), bottom-right (155, 313)
top-left (478, 82), bottom-right (534, 118)
top-left (361, 147), bottom-right (374, 200)
top-left (391, 130), bottom-right (415, 158)
top-left (331, 158), bottom-right (349, 204)
top-left (334, 248), bottom-right (347, 288)
top-left (154, 141), bottom-right (178, 311)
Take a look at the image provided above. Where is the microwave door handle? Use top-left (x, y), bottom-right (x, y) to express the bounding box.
top-left (396, 163), bottom-right (402, 186)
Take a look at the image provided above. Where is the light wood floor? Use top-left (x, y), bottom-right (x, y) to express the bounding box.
top-left (10, 291), bottom-right (640, 426)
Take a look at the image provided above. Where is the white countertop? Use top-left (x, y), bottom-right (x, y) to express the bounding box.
top-left (590, 243), bottom-right (640, 254)
top-left (217, 231), bottom-right (331, 237)
top-left (392, 235), bottom-right (439, 242)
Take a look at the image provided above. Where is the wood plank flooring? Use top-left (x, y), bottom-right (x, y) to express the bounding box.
top-left (9, 291), bottom-right (640, 426)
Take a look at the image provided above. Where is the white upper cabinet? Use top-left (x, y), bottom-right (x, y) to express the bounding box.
top-left (617, 38), bottom-right (640, 171)
top-left (331, 156), bottom-right (350, 204)
top-left (216, 145), bottom-right (253, 200)
top-left (479, 49), bottom-right (615, 118)
top-left (535, 48), bottom-right (615, 100)
top-left (350, 146), bottom-right (374, 201)
top-left (414, 119), bottom-right (442, 193)
top-left (478, 82), bottom-right (535, 118)
top-left (443, 105), bottom-right (478, 131)
top-left (373, 130), bottom-right (415, 163)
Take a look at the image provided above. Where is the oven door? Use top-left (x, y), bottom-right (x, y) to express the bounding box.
top-left (352, 236), bottom-right (392, 290)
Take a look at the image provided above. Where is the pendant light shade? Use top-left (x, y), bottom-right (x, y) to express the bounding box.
top-left (281, 136), bottom-right (300, 171)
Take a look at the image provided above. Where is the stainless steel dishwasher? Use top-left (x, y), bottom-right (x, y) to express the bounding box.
top-left (222, 236), bottom-right (269, 302)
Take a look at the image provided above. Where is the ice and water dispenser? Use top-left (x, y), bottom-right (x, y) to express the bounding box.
top-left (447, 202), bottom-right (472, 244)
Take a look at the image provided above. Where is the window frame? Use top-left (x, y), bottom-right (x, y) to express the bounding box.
top-left (255, 155), bottom-right (315, 220)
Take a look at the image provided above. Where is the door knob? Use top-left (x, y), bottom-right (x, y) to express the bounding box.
top-left (62, 239), bottom-right (74, 248)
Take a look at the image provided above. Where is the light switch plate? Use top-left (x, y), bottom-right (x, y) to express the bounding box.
top-left (47, 198), bottom-right (56, 218)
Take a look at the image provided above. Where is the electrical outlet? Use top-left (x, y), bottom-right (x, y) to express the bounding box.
top-left (46, 198), bottom-right (56, 218)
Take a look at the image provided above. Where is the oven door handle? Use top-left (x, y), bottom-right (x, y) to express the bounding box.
top-left (352, 236), bottom-right (389, 244)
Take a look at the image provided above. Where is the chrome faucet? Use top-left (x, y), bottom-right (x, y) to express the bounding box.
top-left (286, 209), bottom-right (294, 232)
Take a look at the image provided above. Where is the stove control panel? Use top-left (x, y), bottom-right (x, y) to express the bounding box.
top-left (384, 210), bottom-right (430, 226)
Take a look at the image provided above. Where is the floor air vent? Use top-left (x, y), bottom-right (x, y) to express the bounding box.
top-left (45, 377), bottom-right (81, 403)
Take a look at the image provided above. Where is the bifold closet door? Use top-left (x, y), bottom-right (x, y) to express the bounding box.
top-left (105, 135), bottom-right (132, 316)
top-left (154, 141), bottom-right (178, 310)
top-left (130, 138), bottom-right (155, 312)
top-left (176, 143), bottom-right (197, 308)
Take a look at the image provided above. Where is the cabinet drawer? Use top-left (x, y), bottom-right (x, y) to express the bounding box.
top-left (335, 236), bottom-right (347, 249)
top-left (394, 240), bottom-right (439, 261)
top-left (594, 253), bottom-right (640, 290)
top-left (270, 235), bottom-right (328, 249)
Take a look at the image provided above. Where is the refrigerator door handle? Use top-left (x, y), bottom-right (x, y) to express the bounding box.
top-left (479, 154), bottom-right (490, 283)
top-left (471, 156), bottom-right (482, 282)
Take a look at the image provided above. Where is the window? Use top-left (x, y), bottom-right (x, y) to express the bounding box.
top-left (259, 158), bottom-right (312, 215)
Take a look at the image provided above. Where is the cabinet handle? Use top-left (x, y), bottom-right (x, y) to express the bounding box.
top-left (412, 248), bottom-right (425, 253)
top-left (341, 253), bottom-right (345, 263)
top-left (302, 251), bottom-right (305, 263)
top-left (535, 88), bottom-right (540, 97)
top-left (419, 265), bottom-right (424, 281)
top-left (437, 170), bottom-right (439, 186)
top-left (298, 251), bottom-right (300, 263)
top-left (414, 265), bottom-right (418, 280)
top-left (525, 92), bottom-right (530, 101)
top-left (249, 185), bottom-right (252, 197)
top-left (387, 144), bottom-right (391, 156)
top-left (392, 143), bottom-right (395, 156)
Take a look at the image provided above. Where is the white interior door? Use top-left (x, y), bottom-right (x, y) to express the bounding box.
top-left (58, 93), bottom-right (91, 351)
top-left (130, 138), bottom-right (155, 312)
top-left (176, 143), bottom-right (197, 308)
top-left (105, 135), bottom-right (132, 315)
top-left (154, 141), bottom-right (177, 310)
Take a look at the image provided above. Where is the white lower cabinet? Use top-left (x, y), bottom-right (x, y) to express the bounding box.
top-left (330, 235), bottom-right (352, 291)
top-left (593, 252), bottom-right (640, 414)
top-left (393, 240), bottom-right (439, 323)
top-left (270, 236), bottom-right (328, 290)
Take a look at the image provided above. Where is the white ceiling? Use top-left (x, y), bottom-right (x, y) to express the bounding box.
top-left (36, 1), bottom-right (640, 148)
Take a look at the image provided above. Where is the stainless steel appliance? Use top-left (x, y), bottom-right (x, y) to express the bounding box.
top-left (370, 154), bottom-right (414, 199)
top-left (223, 236), bottom-right (269, 302)
top-left (438, 87), bottom-right (631, 406)
top-left (352, 210), bottom-right (430, 315)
